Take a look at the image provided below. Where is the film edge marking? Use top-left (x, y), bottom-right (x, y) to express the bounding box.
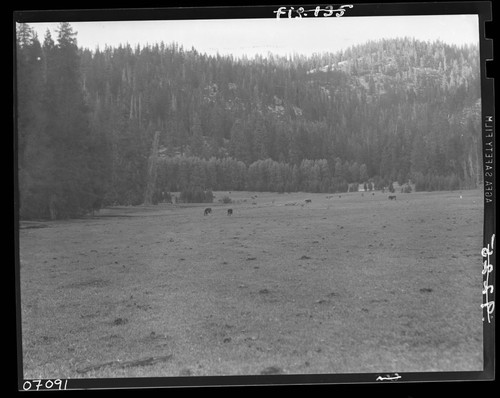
top-left (481, 233), bottom-right (495, 323)
top-left (273, 4), bottom-right (353, 19)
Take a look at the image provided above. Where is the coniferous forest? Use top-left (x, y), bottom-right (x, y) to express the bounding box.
top-left (16, 22), bottom-right (482, 220)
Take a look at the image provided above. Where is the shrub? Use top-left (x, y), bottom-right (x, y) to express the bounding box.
top-left (221, 195), bottom-right (232, 204)
top-left (401, 184), bottom-right (412, 193)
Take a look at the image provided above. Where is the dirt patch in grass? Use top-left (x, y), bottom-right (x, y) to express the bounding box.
top-left (62, 278), bottom-right (111, 289)
top-left (76, 354), bottom-right (174, 374)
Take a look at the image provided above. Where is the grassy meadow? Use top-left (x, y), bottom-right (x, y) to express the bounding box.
top-left (18, 189), bottom-right (484, 378)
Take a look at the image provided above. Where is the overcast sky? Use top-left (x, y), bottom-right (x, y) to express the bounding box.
top-left (26, 14), bottom-right (479, 57)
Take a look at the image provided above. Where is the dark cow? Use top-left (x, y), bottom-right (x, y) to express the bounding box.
top-left (227, 208), bottom-right (233, 216)
top-left (388, 195), bottom-right (397, 200)
top-left (204, 208), bottom-right (212, 215)
top-left (305, 199), bottom-right (312, 203)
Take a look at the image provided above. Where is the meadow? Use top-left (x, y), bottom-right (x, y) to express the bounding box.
top-left (19, 189), bottom-right (484, 378)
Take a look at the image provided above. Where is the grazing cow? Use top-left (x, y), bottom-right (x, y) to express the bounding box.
top-left (388, 195), bottom-right (397, 200)
top-left (204, 208), bottom-right (212, 215)
top-left (227, 208), bottom-right (233, 216)
top-left (305, 199), bottom-right (312, 203)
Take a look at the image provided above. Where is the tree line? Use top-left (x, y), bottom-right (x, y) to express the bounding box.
top-left (16, 23), bottom-right (482, 219)
top-left (155, 155), bottom-right (361, 196)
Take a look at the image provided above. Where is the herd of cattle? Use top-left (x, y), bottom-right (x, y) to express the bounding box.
top-left (203, 194), bottom-right (397, 216)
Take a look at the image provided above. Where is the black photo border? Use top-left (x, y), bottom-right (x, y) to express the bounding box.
top-left (13, 0), bottom-right (495, 391)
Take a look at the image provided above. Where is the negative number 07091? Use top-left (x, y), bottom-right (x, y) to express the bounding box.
top-left (22, 379), bottom-right (68, 391)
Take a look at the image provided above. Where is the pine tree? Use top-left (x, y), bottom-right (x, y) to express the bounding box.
top-left (229, 120), bottom-right (252, 165)
top-left (189, 112), bottom-right (204, 157)
top-left (359, 164), bottom-right (369, 182)
top-left (43, 22), bottom-right (106, 218)
top-left (410, 133), bottom-right (428, 176)
top-left (17, 25), bottom-right (49, 219)
top-left (253, 112), bottom-right (268, 160)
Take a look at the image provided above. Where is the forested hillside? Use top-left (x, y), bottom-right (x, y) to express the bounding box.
top-left (16, 22), bottom-right (482, 219)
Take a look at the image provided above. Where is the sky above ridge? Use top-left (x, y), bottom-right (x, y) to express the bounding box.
top-left (26, 14), bottom-right (479, 57)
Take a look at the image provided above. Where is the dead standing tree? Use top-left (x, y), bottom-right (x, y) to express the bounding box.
top-left (143, 130), bottom-right (160, 205)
